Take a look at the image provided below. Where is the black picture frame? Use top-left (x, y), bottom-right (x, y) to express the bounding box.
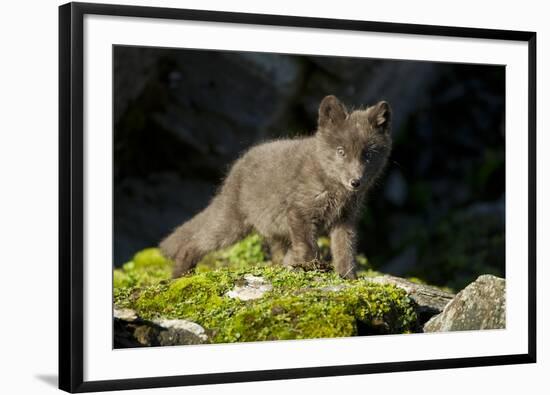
top-left (59, 2), bottom-right (537, 393)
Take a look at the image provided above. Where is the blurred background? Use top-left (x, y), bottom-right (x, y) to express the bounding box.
top-left (113, 46), bottom-right (505, 291)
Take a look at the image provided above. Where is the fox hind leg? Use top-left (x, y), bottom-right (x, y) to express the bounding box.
top-left (160, 202), bottom-right (250, 278)
top-left (266, 237), bottom-right (289, 266)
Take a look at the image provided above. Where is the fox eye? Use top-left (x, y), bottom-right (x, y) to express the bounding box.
top-left (364, 150), bottom-right (374, 163)
top-left (336, 147), bottom-right (346, 157)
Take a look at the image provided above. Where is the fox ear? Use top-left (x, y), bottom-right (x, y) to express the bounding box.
top-left (367, 101), bottom-right (391, 133)
top-left (318, 95), bottom-right (347, 129)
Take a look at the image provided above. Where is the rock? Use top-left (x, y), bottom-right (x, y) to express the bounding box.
top-left (114, 309), bottom-right (209, 348)
top-left (114, 312), bottom-right (150, 348)
top-left (365, 275), bottom-right (455, 324)
top-left (150, 49), bottom-right (305, 172)
top-left (225, 274), bottom-right (273, 301)
top-left (423, 274), bottom-right (505, 332)
top-left (114, 307), bottom-right (138, 322)
top-left (114, 308), bottom-right (147, 348)
top-left (301, 60), bottom-right (437, 136)
top-left (132, 324), bottom-right (158, 346)
top-left (114, 172), bottom-right (216, 265)
top-left (153, 319), bottom-right (209, 346)
top-left (113, 46), bottom-right (157, 123)
top-left (114, 256), bottom-right (419, 344)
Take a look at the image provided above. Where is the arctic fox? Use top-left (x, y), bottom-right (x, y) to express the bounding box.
top-left (160, 95), bottom-right (392, 279)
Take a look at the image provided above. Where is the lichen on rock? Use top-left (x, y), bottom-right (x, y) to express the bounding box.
top-left (225, 274), bottom-right (273, 301)
top-left (423, 274), bottom-right (505, 332)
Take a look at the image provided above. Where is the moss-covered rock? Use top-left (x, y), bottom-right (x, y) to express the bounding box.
top-left (114, 241), bottom-right (418, 345)
top-left (114, 247), bottom-right (173, 289)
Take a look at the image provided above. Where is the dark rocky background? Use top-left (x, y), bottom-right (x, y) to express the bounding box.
top-left (113, 45), bottom-right (505, 291)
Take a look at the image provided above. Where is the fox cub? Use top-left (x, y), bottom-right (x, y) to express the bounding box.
top-left (160, 95), bottom-right (392, 279)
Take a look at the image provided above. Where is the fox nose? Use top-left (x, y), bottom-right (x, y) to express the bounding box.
top-left (350, 178), bottom-right (361, 189)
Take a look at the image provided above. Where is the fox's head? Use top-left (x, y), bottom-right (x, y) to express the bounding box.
top-left (315, 95), bottom-right (392, 193)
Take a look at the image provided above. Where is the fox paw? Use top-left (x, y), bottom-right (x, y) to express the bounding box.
top-left (288, 258), bottom-right (333, 272)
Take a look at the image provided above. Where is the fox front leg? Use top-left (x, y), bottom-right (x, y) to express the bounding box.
top-left (284, 209), bottom-right (319, 269)
top-left (330, 221), bottom-right (357, 279)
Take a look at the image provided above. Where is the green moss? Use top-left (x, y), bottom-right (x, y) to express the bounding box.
top-left (358, 269), bottom-right (384, 278)
top-left (134, 270), bottom-right (238, 325)
top-left (113, 248), bottom-right (173, 290)
top-left (115, 258), bottom-right (417, 343)
top-left (407, 277), bottom-right (426, 285)
top-left (224, 292), bottom-right (357, 341)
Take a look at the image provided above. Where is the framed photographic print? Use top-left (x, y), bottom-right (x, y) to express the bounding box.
top-left (59, 1), bottom-right (537, 392)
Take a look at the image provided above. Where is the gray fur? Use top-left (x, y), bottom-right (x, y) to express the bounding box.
top-left (160, 95), bottom-right (392, 279)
